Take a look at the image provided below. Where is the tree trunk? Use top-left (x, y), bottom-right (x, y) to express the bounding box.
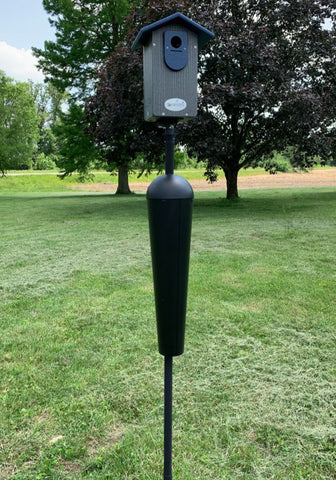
top-left (224, 167), bottom-right (239, 199)
top-left (116, 164), bottom-right (132, 194)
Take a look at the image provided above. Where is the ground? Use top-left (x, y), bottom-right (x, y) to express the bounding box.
top-left (67, 167), bottom-right (336, 193)
top-left (1, 178), bottom-right (335, 479)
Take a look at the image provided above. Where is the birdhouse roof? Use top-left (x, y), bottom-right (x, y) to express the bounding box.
top-left (131, 12), bottom-right (214, 51)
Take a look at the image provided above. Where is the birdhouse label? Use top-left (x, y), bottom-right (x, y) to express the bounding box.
top-left (164, 98), bottom-right (187, 112)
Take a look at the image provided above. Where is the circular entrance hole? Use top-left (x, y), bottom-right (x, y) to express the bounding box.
top-left (171, 36), bottom-right (182, 49)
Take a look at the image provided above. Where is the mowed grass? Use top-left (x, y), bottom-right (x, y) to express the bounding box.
top-left (0, 167), bottom-right (266, 193)
top-left (0, 180), bottom-right (335, 479)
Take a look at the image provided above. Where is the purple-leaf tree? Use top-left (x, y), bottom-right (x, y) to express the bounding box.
top-left (179, 0), bottom-right (336, 198)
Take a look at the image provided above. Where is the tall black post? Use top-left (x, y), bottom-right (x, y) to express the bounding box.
top-left (164, 355), bottom-right (173, 480)
top-left (164, 125), bottom-right (174, 480)
top-left (147, 124), bottom-right (193, 480)
top-left (133, 14), bottom-right (214, 480)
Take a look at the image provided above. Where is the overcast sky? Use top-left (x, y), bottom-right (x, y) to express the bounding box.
top-left (0, 0), bottom-right (55, 83)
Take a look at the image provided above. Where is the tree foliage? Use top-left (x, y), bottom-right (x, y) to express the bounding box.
top-left (85, 0), bottom-right (194, 192)
top-left (178, 0), bottom-right (336, 197)
top-left (86, 0), bottom-right (336, 198)
top-left (36, 0), bottom-right (335, 198)
top-left (33, 0), bottom-right (131, 96)
top-left (54, 102), bottom-right (102, 180)
top-left (30, 82), bottom-right (68, 161)
top-left (0, 72), bottom-right (39, 174)
top-left (85, 42), bottom-right (165, 193)
top-left (33, 0), bottom-right (135, 191)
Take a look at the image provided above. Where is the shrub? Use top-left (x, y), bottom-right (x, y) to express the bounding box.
top-left (33, 154), bottom-right (57, 171)
top-left (259, 153), bottom-right (291, 174)
top-left (10, 158), bottom-right (33, 170)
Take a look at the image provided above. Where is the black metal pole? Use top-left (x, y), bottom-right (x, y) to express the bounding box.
top-left (165, 124), bottom-right (175, 175)
top-left (164, 355), bottom-right (173, 480)
top-left (163, 123), bottom-right (176, 479)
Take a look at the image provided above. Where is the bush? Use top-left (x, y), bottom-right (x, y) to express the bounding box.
top-left (10, 158), bottom-right (32, 170)
top-left (174, 150), bottom-right (204, 169)
top-left (33, 154), bottom-right (57, 170)
top-left (259, 153), bottom-right (291, 174)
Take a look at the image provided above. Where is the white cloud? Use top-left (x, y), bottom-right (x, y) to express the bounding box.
top-left (0, 41), bottom-right (44, 83)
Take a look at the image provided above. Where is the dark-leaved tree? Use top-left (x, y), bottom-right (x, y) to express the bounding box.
top-left (85, 0), bottom-right (195, 193)
top-left (178, 0), bottom-right (336, 198)
top-left (85, 43), bottom-right (166, 194)
top-left (86, 0), bottom-right (336, 198)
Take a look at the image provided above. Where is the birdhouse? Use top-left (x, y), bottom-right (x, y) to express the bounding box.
top-left (132, 12), bottom-right (214, 121)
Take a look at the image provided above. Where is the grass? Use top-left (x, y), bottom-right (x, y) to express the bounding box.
top-left (0, 167), bottom-right (269, 193)
top-left (0, 177), bottom-right (335, 479)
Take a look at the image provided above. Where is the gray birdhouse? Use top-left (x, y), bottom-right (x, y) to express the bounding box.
top-left (132, 12), bottom-right (214, 121)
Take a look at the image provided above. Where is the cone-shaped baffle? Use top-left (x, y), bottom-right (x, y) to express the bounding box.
top-left (147, 174), bottom-right (193, 356)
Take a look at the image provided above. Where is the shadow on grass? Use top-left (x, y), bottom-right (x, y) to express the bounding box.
top-left (193, 188), bottom-right (336, 218)
top-left (2, 187), bottom-right (335, 224)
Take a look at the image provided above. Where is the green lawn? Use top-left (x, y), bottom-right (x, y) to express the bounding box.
top-left (0, 180), bottom-right (335, 479)
top-left (0, 167), bottom-right (267, 193)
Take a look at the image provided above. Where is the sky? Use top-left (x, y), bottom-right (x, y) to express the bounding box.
top-left (0, 0), bottom-right (55, 83)
top-left (0, 2), bottom-right (333, 84)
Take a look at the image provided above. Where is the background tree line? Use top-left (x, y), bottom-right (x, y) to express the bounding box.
top-left (3, 0), bottom-right (335, 198)
top-left (0, 70), bottom-right (67, 174)
top-left (0, 67), bottom-right (195, 176)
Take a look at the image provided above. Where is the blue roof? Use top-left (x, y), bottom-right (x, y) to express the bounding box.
top-left (132, 12), bottom-right (214, 51)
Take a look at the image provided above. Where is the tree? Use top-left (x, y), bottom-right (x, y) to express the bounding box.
top-left (30, 82), bottom-right (68, 163)
top-left (85, 42), bottom-right (166, 194)
top-left (33, 0), bottom-right (134, 191)
top-left (33, 0), bottom-right (131, 96)
top-left (85, 0), bottom-right (194, 193)
top-left (86, 0), bottom-right (335, 198)
top-left (0, 72), bottom-right (39, 174)
top-left (54, 101), bottom-right (102, 179)
top-left (178, 0), bottom-right (336, 198)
